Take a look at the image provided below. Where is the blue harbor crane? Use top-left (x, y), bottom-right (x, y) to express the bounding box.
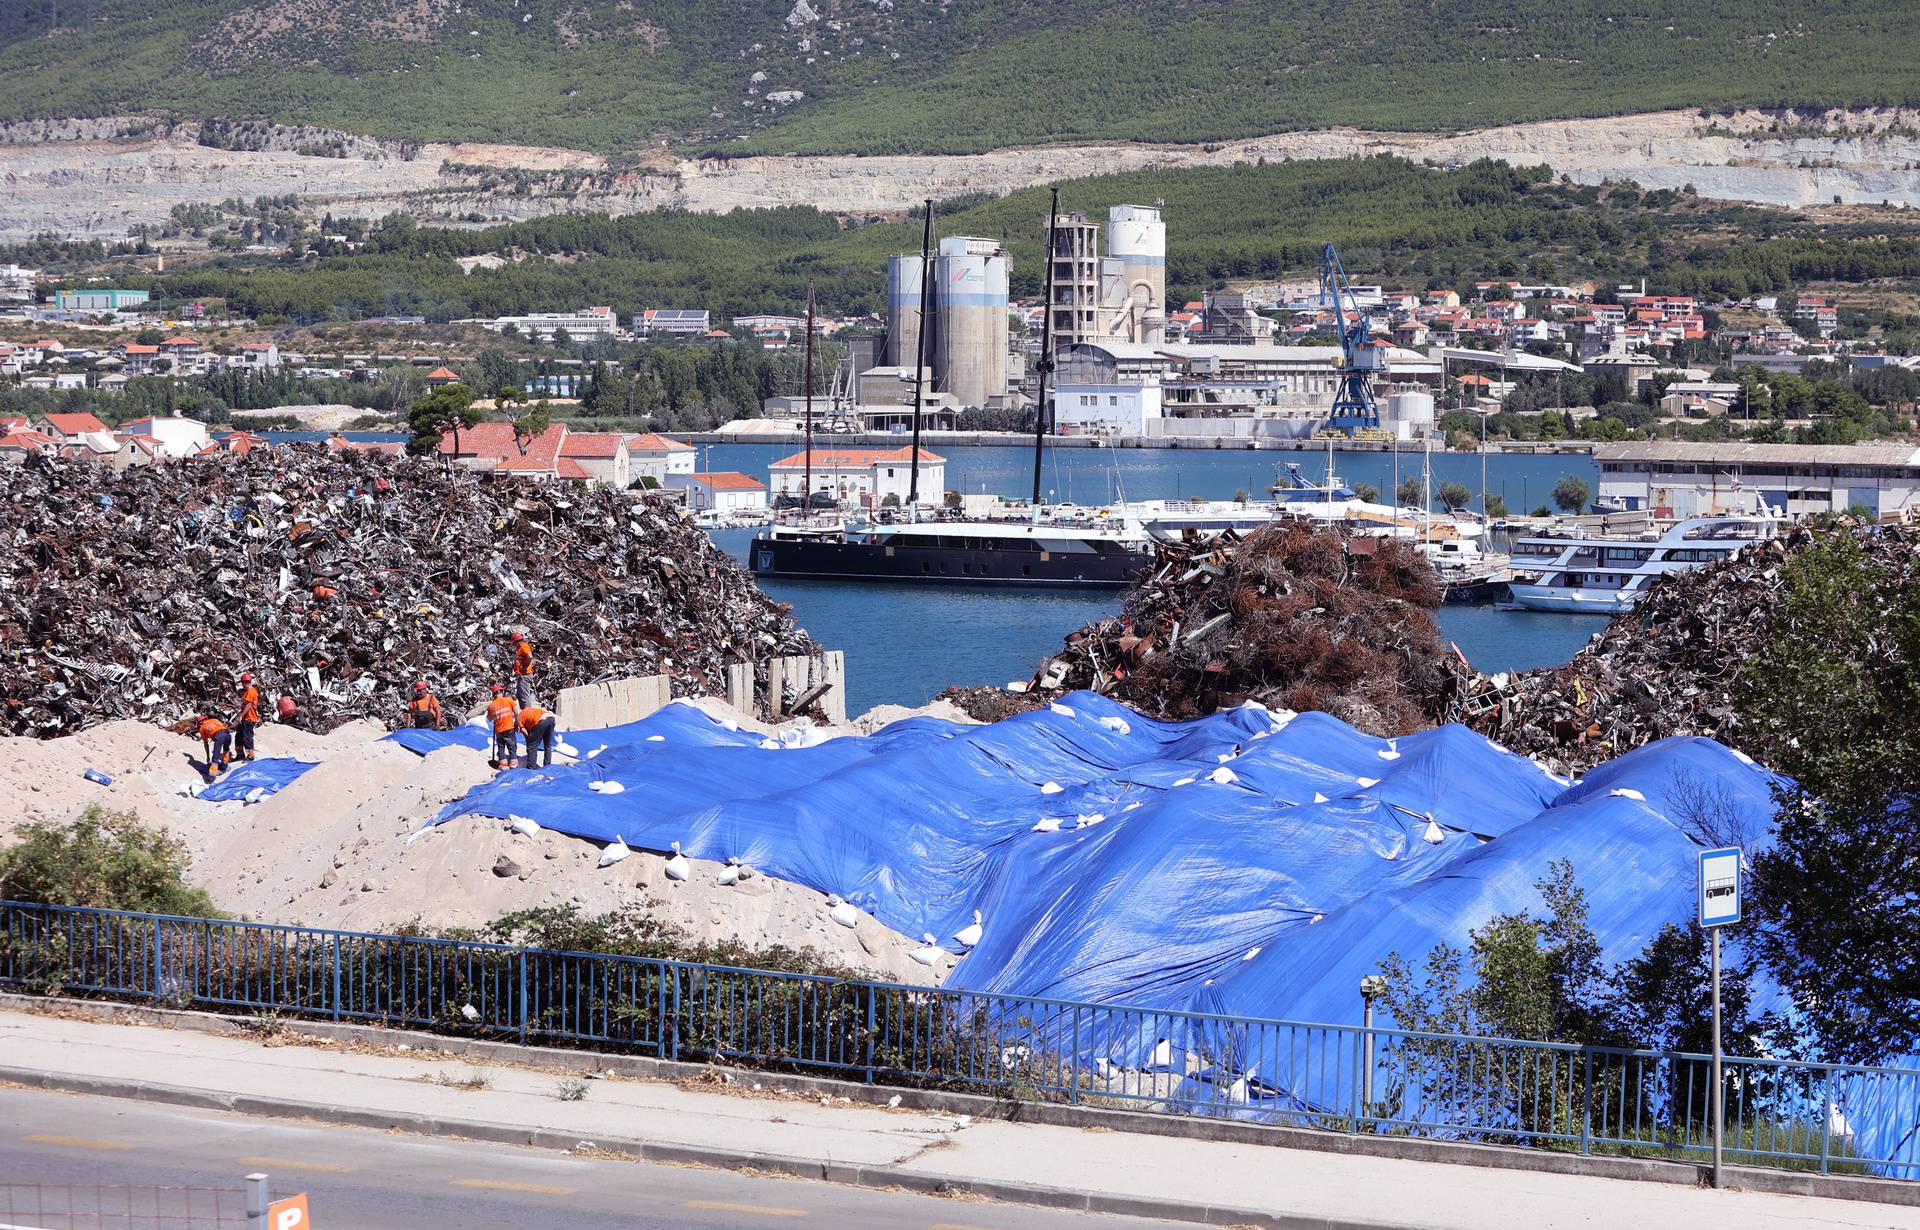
top-left (1317, 242), bottom-right (1388, 435)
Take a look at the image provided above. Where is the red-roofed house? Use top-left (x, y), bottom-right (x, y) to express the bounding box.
top-left (768, 447), bottom-right (945, 507)
top-left (0, 429), bottom-right (57, 463)
top-left (0, 415), bottom-right (28, 434)
top-left (38, 411), bottom-right (109, 440)
top-left (425, 366), bottom-right (461, 388)
top-left (197, 431), bottom-right (271, 458)
top-left (326, 433), bottom-right (407, 458)
top-left (625, 433), bottom-right (694, 484)
top-left (108, 433), bottom-right (163, 471)
top-left (558, 431), bottom-right (630, 488)
top-left (668, 471), bottom-right (768, 516)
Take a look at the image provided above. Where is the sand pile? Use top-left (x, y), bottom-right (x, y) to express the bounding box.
top-left (0, 707), bottom-right (940, 984)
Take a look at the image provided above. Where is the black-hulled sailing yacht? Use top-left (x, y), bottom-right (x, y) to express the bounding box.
top-left (749, 190), bottom-right (1154, 589)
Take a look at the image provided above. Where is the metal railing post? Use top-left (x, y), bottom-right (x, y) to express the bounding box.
top-left (669, 965), bottom-right (682, 1061)
top-left (517, 949), bottom-right (528, 1044)
top-left (1070, 1004), bottom-right (1082, 1105)
top-left (863, 983), bottom-right (876, 1084)
top-left (1580, 1050), bottom-right (1593, 1154)
top-left (150, 915), bottom-right (163, 1003)
top-left (330, 936), bottom-right (343, 1021)
top-left (1349, 1027), bottom-right (1363, 1133)
top-left (1820, 1067), bottom-right (1836, 1174)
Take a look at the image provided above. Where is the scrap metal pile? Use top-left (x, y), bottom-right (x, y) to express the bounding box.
top-left (946, 525), bottom-right (1457, 738)
top-left (0, 449), bottom-right (814, 737)
top-left (1451, 518), bottom-right (1904, 773)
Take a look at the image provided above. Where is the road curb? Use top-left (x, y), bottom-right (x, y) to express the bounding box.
top-left (0, 1064), bottom-right (1423, 1230)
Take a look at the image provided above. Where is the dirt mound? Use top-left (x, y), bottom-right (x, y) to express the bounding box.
top-left (0, 712), bottom-right (936, 983)
top-left (945, 525), bottom-right (1454, 738)
top-left (0, 449), bottom-right (813, 738)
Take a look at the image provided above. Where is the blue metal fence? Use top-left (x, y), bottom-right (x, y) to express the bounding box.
top-left (3, 899), bottom-right (1915, 1178)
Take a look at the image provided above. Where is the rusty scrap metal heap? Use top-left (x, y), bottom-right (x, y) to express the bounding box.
top-left (1, 449), bottom-right (814, 737)
top-left (947, 525), bottom-right (1456, 738)
top-left (1452, 518), bottom-right (1904, 774)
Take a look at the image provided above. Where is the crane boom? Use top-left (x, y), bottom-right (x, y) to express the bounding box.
top-left (1318, 242), bottom-right (1385, 435)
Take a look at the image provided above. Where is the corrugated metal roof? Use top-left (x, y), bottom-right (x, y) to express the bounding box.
top-left (1593, 442), bottom-right (1920, 466)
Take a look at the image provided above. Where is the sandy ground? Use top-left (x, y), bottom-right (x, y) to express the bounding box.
top-left (0, 700), bottom-right (977, 984)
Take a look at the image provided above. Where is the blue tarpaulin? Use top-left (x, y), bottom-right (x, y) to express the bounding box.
top-left (412, 693), bottom-right (1920, 1166)
top-left (424, 693), bottom-right (1780, 1022)
top-left (197, 757), bottom-right (318, 801)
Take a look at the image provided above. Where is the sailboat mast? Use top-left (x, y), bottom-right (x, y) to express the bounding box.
top-left (1033, 186), bottom-right (1060, 508)
top-left (803, 282), bottom-right (815, 515)
top-left (909, 199), bottom-right (934, 513)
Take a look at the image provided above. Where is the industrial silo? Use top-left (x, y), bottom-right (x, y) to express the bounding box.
top-left (935, 236), bottom-right (1010, 408)
top-left (1106, 204), bottom-right (1166, 342)
top-left (886, 253), bottom-right (931, 372)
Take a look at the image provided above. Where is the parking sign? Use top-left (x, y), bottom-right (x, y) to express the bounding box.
top-left (1698, 847), bottom-right (1742, 928)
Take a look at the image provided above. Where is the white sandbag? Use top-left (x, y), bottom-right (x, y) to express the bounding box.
top-left (1039, 781), bottom-right (1063, 795)
top-left (1356, 776), bottom-right (1379, 788)
top-left (1030, 816), bottom-right (1063, 833)
top-left (663, 840), bottom-right (690, 881)
top-left (909, 933), bottom-right (947, 967)
top-left (1609, 787), bottom-right (1646, 801)
top-left (1049, 702), bottom-right (1076, 718)
top-left (1074, 813), bottom-right (1106, 828)
top-left (827, 894), bottom-right (859, 928)
top-left (1209, 766), bottom-right (1238, 785)
top-left (1312, 791), bottom-right (1329, 804)
top-left (1097, 715), bottom-right (1131, 735)
top-left (952, 909), bottom-right (984, 948)
top-left (509, 816), bottom-right (543, 837)
top-left (1422, 817), bottom-right (1446, 845)
top-left (598, 838), bottom-right (630, 868)
top-left (716, 862), bottom-right (740, 886)
top-left (646, 734), bottom-right (666, 743)
top-left (587, 780), bottom-right (625, 795)
top-left (556, 742), bottom-right (580, 758)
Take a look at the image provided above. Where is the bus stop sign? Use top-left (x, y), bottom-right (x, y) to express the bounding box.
top-left (1698, 847), bottom-right (1742, 928)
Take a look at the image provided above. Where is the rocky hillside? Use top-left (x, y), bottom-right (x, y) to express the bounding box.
top-left (2, 0), bottom-right (1917, 156)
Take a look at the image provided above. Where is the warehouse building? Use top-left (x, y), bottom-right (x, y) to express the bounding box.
top-left (1593, 442), bottom-right (1920, 519)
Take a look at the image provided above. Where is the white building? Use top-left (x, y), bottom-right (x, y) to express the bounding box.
top-left (119, 415), bottom-right (212, 459)
top-left (0, 264), bottom-right (38, 302)
top-left (769, 446), bottom-right (945, 507)
top-left (634, 309), bottom-right (711, 338)
top-left (625, 433), bottom-right (695, 484)
top-left (485, 306), bottom-right (619, 344)
top-left (1055, 382), bottom-right (1164, 435)
top-left (669, 472), bottom-right (769, 515)
top-left (1593, 442), bottom-right (1920, 519)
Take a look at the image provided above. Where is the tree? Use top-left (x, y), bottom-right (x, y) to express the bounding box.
top-left (509, 398), bottom-right (554, 455)
top-left (0, 807), bottom-right (220, 917)
top-left (406, 384), bottom-right (485, 458)
top-left (1355, 482), bottom-right (1381, 503)
top-left (1436, 481), bottom-right (1471, 512)
top-left (1742, 529), bottom-right (1920, 1063)
top-left (1485, 493), bottom-right (1509, 517)
top-left (1551, 475), bottom-right (1591, 514)
top-left (1395, 476), bottom-right (1426, 508)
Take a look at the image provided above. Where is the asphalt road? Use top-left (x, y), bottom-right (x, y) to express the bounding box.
top-left (0, 1088), bottom-right (1177, 1230)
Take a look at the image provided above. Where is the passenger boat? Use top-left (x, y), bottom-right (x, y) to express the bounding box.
top-left (1505, 511), bottom-right (1782, 613)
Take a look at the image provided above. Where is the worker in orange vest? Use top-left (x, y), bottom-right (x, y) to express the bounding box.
top-left (197, 714), bottom-right (232, 777)
top-left (510, 632), bottom-right (535, 704)
top-left (234, 672), bottom-right (261, 762)
top-left (484, 684), bottom-right (519, 769)
top-left (517, 703), bottom-right (556, 769)
top-left (406, 681), bottom-right (445, 730)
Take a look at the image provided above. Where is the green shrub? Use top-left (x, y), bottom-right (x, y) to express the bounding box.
top-left (0, 807), bottom-right (220, 917)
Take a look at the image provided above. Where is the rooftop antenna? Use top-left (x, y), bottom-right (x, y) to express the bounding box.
top-left (1034, 186), bottom-right (1061, 512)
top-left (908, 198), bottom-right (934, 516)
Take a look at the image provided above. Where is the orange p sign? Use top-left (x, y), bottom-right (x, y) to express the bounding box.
top-left (266, 1193), bottom-right (310, 1230)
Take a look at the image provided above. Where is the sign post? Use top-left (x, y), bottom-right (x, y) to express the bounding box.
top-left (1698, 847), bottom-right (1743, 1191)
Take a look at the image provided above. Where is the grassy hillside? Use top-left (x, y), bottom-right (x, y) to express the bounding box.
top-left (2, 1), bottom-right (1917, 154)
top-left (59, 157), bottom-right (1920, 324)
